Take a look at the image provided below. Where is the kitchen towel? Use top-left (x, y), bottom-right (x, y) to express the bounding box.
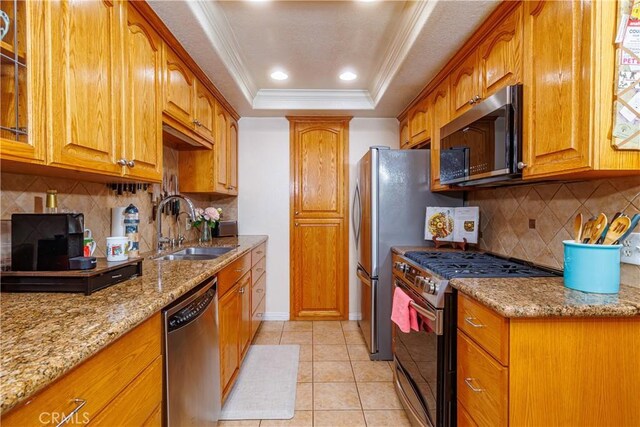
top-left (391, 287), bottom-right (419, 333)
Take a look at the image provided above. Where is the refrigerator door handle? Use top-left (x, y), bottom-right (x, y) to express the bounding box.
top-left (357, 266), bottom-right (377, 353)
top-left (353, 181), bottom-right (361, 243)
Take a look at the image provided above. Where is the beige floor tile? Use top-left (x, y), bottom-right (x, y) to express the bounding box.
top-left (363, 410), bottom-right (412, 426)
top-left (313, 321), bottom-right (343, 332)
top-left (343, 330), bottom-right (365, 345)
top-left (295, 382), bottom-right (313, 410)
top-left (313, 344), bottom-right (349, 361)
top-left (313, 361), bottom-right (355, 382)
top-left (283, 321), bottom-right (313, 332)
top-left (260, 411), bottom-right (313, 427)
top-left (281, 331), bottom-right (313, 345)
top-left (313, 382), bottom-right (361, 410)
top-left (218, 420), bottom-right (261, 427)
top-left (254, 331), bottom-right (282, 345)
top-left (351, 361), bottom-right (393, 382)
top-left (297, 361), bottom-right (313, 382)
top-left (298, 344), bottom-right (313, 362)
top-left (347, 345), bottom-right (370, 361)
top-left (341, 320), bottom-right (360, 331)
top-left (314, 410), bottom-right (366, 427)
top-left (313, 330), bottom-right (346, 345)
top-left (259, 321), bottom-right (285, 332)
top-left (356, 382), bottom-right (403, 410)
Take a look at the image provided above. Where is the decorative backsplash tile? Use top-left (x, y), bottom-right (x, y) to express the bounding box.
top-left (0, 147), bottom-right (238, 259)
top-left (467, 177), bottom-right (640, 288)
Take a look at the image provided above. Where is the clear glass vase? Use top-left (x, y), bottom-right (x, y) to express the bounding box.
top-left (200, 224), bottom-right (212, 243)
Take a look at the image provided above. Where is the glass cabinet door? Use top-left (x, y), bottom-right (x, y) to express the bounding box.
top-left (0, 0), bottom-right (28, 143)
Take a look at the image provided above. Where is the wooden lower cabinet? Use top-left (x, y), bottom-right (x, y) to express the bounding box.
top-left (239, 271), bottom-right (252, 358)
top-left (1, 314), bottom-right (162, 426)
top-left (457, 293), bottom-right (640, 426)
top-left (219, 279), bottom-right (242, 400)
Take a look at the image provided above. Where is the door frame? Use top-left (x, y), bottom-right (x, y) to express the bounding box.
top-left (288, 116), bottom-right (351, 321)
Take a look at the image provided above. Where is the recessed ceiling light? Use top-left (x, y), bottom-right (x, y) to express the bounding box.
top-left (270, 71), bottom-right (288, 81)
top-left (339, 71), bottom-right (358, 81)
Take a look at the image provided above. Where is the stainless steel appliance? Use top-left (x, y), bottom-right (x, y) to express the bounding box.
top-left (440, 84), bottom-right (523, 187)
top-left (352, 147), bottom-right (463, 360)
top-left (164, 277), bottom-right (220, 426)
top-left (392, 251), bottom-right (559, 427)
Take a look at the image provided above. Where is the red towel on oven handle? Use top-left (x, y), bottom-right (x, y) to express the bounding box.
top-left (391, 287), bottom-right (420, 333)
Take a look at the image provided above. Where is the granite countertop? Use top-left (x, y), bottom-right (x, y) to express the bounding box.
top-left (392, 245), bottom-right (640, 318)
top-left (0, 235), bottom-right (267, 415)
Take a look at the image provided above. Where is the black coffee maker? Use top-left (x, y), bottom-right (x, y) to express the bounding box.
top-left (11, 213), bottom-right (88, 271)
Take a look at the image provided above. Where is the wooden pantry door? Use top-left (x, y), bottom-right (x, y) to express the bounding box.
top-left (289, 116), bottom-right (351, 320)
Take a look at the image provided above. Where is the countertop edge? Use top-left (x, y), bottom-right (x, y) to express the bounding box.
top-left (0, 235), bottom-right (268, 415)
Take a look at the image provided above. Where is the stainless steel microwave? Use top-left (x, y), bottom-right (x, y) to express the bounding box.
top-left (439, 84), bottom-right (523, 186)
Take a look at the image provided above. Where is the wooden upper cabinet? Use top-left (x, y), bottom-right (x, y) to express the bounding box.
top-left (522, 0), bottom-right (591, 178)
top-left (163, 45), bottom-right (196, 129)
top-left (479, 3), bottom-right (523, 98)
top-left (215, 102), bottom-right (230, 193)
top-left (194, 81), bottom-right (216, 144)
top-left (122, 3), bottom-right (163, 182)
top-left (399, 117), bottom-right (409, 148)
top-left (429, 78), bottom-right (450, 192)
top-left (450, 52), bottom-right (480, 118)
top-left (48, 0), bottom-right (123, 176)
top-left (408, 98), bottom-right (429, 145)
top-left (228, 117), bottom-right (238, 194)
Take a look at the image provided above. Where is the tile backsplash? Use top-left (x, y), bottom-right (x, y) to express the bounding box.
top-left (0, 147), bottom-right (237, 258)
top-left (467, 177), bottom-right (640, 288)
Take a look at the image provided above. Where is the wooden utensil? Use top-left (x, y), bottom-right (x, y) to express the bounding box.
top-left (574, 213), bottom-right (583, 243)
top-left (615, 213), bottom-right (640, 245)
top-left (602, 215), bottom-right (631, 245)
top-left (581, 217), bottom-right (596, 244)
top-left (595, 212), bottom-right (622, 244)
top-left (587, 213), bottom-right (607, 244)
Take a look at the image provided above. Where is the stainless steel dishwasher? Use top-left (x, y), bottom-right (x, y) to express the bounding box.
top-left (164, 277), bottom-right (221, 426)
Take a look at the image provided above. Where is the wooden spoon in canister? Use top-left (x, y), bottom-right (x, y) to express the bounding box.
top-left (582, 217), bottom-right (596, 244)
top-left (588, 213), bottom-right (608, 244)
top-left (574, 213), bottom-right (583, 243)
top-left (603, 215), bottom-right (631, 245)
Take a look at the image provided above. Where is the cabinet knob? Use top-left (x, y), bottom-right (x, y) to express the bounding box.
top-left (116, 158), bottom-right (127, 166)
top-left (193, 119), bottom-right (201, 127)
top-left (127, 160), bottom-right (135, 168)
top-left (517, 161), bottom-right (527, 170)
top-left (468, 99), bottom-right (475, 105)
top-left (473, 95), bottom-right (482, 103)
top-left (295, 211), bottom-right (299, 215)
top-left (295, 222), bottom-right (299, 227)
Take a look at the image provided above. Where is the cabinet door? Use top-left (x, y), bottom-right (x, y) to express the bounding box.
top-left (228, 117), bottom-right (238, 195)
top-left (522, 0), bottom-right (591, 178)
top-left (219, 285), bottom-right (241, 396)
top-left (163, 45), bottom-right (196, 128)
top-left (399, 118), bottom-right (409, 148)
top-left (239, 272), bottom-right (252, 358)
top-left (48, 0), bottom-right (122, 175)
top-left (194, 81), bottom-right (216, 144)
top-left (429, 78), bottom-right (450, 192)
top-left (123, 4), bottom-right (162, 182)
top-left (215, 102), bottom-right (229, 193)
top-left (408, 99), bottom-right (428, 145)
top-left (479, 3), bottom-right (523, 98)
top-left (450, 52), bottom-right (480, 118)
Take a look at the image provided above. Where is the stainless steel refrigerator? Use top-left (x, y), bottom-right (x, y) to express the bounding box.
top-left (353, 147), bottom-right (463, 360)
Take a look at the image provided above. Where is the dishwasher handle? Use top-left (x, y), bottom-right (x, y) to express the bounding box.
top-left (167, 286), bottom-right (216, 333)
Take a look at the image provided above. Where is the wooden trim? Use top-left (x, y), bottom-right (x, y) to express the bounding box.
top-left (397, 1), bottom-right (520, 119)
top-left (129, 0), bottom-right (240, 121)
top-left (286, 115), bottom-right (353, 123)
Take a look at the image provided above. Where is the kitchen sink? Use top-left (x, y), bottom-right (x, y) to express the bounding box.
top-left (155, 246), bottom-right (235, 261)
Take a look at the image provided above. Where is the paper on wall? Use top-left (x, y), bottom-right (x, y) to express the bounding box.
top-left (424, 207), bottom-right (479, 244)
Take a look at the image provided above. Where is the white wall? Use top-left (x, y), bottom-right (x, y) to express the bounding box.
top-left (238, 117), bottom-right (398, 320)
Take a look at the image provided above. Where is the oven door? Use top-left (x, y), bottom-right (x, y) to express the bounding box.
top-left (393, 279), bottom-right (443, 427)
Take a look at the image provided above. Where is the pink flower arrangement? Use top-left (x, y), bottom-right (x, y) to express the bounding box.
top-left (192, 206), bottom-right (223, 228)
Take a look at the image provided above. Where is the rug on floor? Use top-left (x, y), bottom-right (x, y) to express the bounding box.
top-left (220, 344), bottom-right (299, 420)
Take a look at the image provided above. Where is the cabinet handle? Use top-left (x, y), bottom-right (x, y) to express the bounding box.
top-left (116, 158), bottom-right (127, 166)
top-left (127, 160), bottom-right (135, 168)
top-left (256, 288), bottom-right (264, 293)
top-left (517, 161), bottom-right (527, 170)
top-left (193, 119), bottom-right (201, 127)
top-left (464, 378), bottom-right (484, 393)
top-left (256, 251), bottom-right (263, 255)
top-left (56, 398), bottom-right (87, 427)
top-left (464, 317), bottom-right (485, 328)
top-left (235, 268), bottom-right (244, 272)
top-left (256, 268), bottom-right (263, 272)
top-left (238, 287), bottom-right (245, 294)
top-left (256, 312), bottom-right (263, 318)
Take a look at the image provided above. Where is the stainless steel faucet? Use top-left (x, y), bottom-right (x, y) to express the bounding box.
top-left (156, 195), bottom-right (197, 252)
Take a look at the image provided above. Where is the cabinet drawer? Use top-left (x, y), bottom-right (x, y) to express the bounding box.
top-left (252, 256), bottom-right (266, 282)
top-left (251, 242), bottom-right (266, 266)
top-left (2, 314), bottom-right (161, 426)
top-left (91, 356), bottom-right (162, 426)
top-left (457, 294), bottom-right (509, 365)
top-left (252, 295), bottom-right (266, 338)
top-left (252, 272), bottom-right (266, 313)
top-left (457, 331), bottom-right (508, 427)
top-left (219, 252), bottom-right (251, 296)
top-left (457, 400), bottom-right (478, 427)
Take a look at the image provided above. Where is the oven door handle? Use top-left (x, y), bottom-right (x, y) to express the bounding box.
top-left (409, 300), bottom-right (437, 322)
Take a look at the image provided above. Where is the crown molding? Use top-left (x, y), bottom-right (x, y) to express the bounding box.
top-left (368, 0), bottom-right (437, 106)
top-left (253, 89), bottom-right (374, 110)
top-left (188, 1), bottom-right (257, 105)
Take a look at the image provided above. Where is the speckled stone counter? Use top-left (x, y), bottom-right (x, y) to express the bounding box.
top-left (391, 245), bottom-right (640, 318)
top-left (0, 235), bottom-right (267, 415)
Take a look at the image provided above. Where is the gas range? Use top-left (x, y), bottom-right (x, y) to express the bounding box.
top-left (393, 250), bottom-right (559, 309)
